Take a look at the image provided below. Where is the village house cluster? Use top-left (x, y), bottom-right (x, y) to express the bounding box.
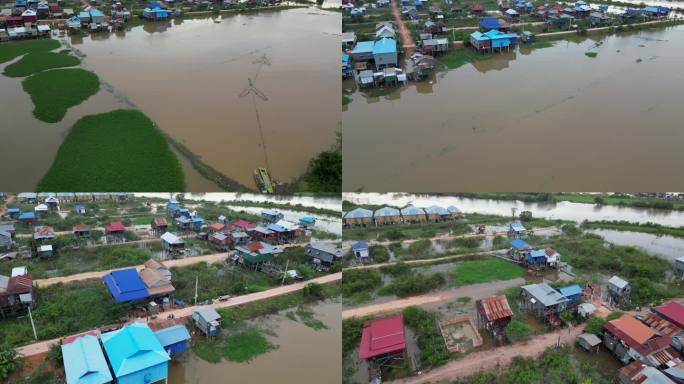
top-left (343, 204), bottom-right (464, 227)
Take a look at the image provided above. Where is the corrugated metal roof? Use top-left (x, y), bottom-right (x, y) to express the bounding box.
top-left (62, 334), bottom-right (112, 384)
top-left (344, 208), bottom-right (373, 219)
top-left (522, 283), bottom-right (568, 307)
top-left (101, 322), bottom-right (170, 378)
top-left (372, 38), bottom-right (397, 55)
top-left (477, 295), bottom-right (513, 321)
top-left (374, 206), bottom-right (400, 217)
top-left (154, 325), bottom-right (191, 348)
top-left (359, 315), bottom-right (405, 359)
top-left (400, 206), bottom-right (425, 216)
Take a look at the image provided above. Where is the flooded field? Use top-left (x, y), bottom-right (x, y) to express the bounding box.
top-left (343, 26), bottom-right (684, 192)
top-left (345, 193), bottom-right (684, 226)
top-left (1, 7), bottom-right (339, 190)
top-left (168, 300), bottom-right (341, 384)
top-left (588, 228), bottom-right (684, 261)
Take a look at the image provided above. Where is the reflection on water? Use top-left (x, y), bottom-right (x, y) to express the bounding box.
top-left (168, 300), bottom-right (340, 384)
top-left (343, 26), bottom-right (684, 191)
top-left (344, 193), bottom-right (684, 227)
top-left (589, 228), bottom-right (684, 262)
top-left (1, 8), bottom-right (339, 191)
top-left (68, 8), bottom-right (339, 188)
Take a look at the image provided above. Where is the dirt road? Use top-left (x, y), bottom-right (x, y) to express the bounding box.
top-left (390, 325), bottom-right (584, 383)
top-left (342, 277), bottom-right (524, 319)
top-left (33, 252), bottom-right (232, 287)
top-left (389, 0), bottom-right (416, 54)
top-left (16, 272), bottom-right (341, 358)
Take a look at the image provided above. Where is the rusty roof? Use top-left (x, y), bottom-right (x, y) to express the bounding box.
top-left (73, 224), bottom-right (90, 231)
top-left (152, 217), bottom-right (167, 227)
top-left (642, 312), bottom-right (682, 337)
top-left (477, 295), bottom-right (513, 322)
top-left (6, 274), bottom-right (32, 295)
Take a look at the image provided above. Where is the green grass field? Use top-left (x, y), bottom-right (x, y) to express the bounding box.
top-left (437, 48), bottom-right (491, 69)
top-left (38, 109), bottom-right (185, 191)
top-left (0, 39), bottom-right (61, 64)
top-left (3, 51), bottom-right (80, 77)
top-left (22, 68), bottom-right (100, 123)
top-left (453, 257), bottom-right (523, 285)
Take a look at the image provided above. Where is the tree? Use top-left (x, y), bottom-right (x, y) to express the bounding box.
top-left (303, 150), bottom-right (342, 192)
top-left (0, 345), bottom-right (21, 382)
top-left (594, 196), bottom-right (605, 205)
top-left (519, 211), bottom-right (533, 222)
top-left (584, 316), bottom-right (606, 335)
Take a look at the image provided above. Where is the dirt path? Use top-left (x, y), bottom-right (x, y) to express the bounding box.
top-left (33, 252), bottom-right (231, 287)
top-left (16, 272), bottom-right (341, 358)
top-left (390, 0), bottom-right (416, 55)
top-left (391, 325), bottom-right (584, 383)
top-left (342, 277), bottom-right (524, 319)
top-left (33, 242), bottom-right (307, 287)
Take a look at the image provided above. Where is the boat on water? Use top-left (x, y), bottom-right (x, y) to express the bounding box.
top-left (254, 167), bottom-right (275, 194)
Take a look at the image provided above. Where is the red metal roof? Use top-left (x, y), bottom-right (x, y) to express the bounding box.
top-left (477, 295), bottom-right (513, 322)
top-left (232, 219), bottom-right (256, 229)
top-left (605, 315), bottom-right (656, 350)
top-left (358, 315), bottom-right (406, 360)
top-left (634, 335), bottom-right (672, 356)
top-left (105, 221), bottom-right (126, 232)
top-left (654, 301), bottom-right (684, 329)
top-left (152, 217), bottom-right (167, 227)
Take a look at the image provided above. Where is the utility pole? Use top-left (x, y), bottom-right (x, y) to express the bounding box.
top-left (28, 306), bottom-right (37, 340)
top-left (281, 260), bottom-right (289, 285)
top-left (511, 207), bottom-right (517, 220)
top-left (194, 275), bottom-right (198, 306)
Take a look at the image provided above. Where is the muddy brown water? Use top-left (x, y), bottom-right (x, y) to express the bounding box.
top-left (168, 300), bottom-right (341, 384)
top-left (343, 26), bottom-right (684, 192)
top-left (2, 8), bottom-right (340, 191)
top-left (344, 193), bottom-right (684, 226)
top-left (71, 9), bottom-right (340, 189)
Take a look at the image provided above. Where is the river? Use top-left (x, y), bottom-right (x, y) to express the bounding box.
top-left (1, 7), bottom-right (340, 191)
top-left (168, 300), bottom-right (341, 384)
top-left (344, 192), bottom-right (684, 226)
top-left (343, 25), bottom-right (684, 192)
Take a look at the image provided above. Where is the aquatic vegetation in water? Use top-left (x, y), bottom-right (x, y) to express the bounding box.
top-left (585, 52), bottom-right (598, 58)
top-left (22, 68), bottom-right (99, 123)
top-left (4, 51), bottom-right (80, 77)
top-left (222, 328), bottom-right (278, 362)
top-left (38, 109), bottom-right (185, 191)
top-left (0, 39), bottom-right (60, 64)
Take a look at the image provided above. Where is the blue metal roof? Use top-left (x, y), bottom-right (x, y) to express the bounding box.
top-left (62, 334), bottom-right (113, 384)
top-left (19, 212), bottom-right (35, 220)
top-left (7, 208), bottom-right (20, 213)
top-left (154, 325), bottom-right (191, 348)
top-left (344, 208), bottom-right (373, 218)
top-left (529, 249), bottom-right (546, 259)
top-left (89, 9), bottom-right (104, 17)
top-left (374, 206), bottom-right (400, 217)
top-left (559, 284), bottom-right (582, 298)
top-left (103, 268), bottom-right (149, 303)
top-left (424, 205), bottom-right (449, 215)
top-left (101, 322), bottom-right (170, 378)
top-left (300, 216), bottom-right (315, 223)
top-left (400, 205), bottom-right (425, 216)
top-left (262, 209), bottom-right (281, 216)
top-left (372, 38), bottom-right (397, 55)
top-left (351, 41), bottom-right (374, 54)
top-left (470, 31), bottom-right (488, 41)
top-left (510, 239), bottom-right (531, 249)
top-left (267, 223), bottom-right (287, 232)
top-left (352, 241), bottom-right (369, 250)
top-left (509, 221), bottom-right (526, 232)
top-left (479, 17), bottom-right (500, 29)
